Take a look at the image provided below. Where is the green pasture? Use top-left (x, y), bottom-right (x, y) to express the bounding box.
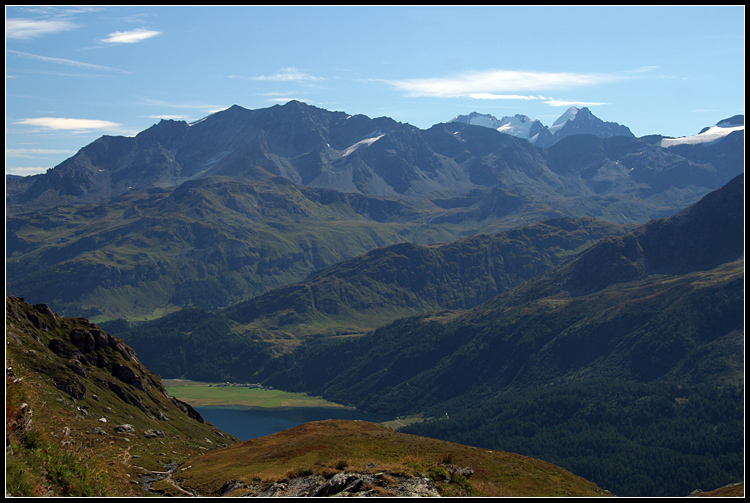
top-left (164, 380), bottom-right (347, 409)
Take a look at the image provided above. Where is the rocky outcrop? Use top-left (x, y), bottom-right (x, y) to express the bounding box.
top-left (219, 471), bottom-right (446, 497)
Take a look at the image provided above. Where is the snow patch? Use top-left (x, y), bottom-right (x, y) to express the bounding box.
top-left (496, 115), bottom-right (534, 139)
top-left (342, 134), bottom-right (385, 157)
top-left (202, 150), bottom-right (230, 166)
top-left (659, 125), bottom-right (744, 147)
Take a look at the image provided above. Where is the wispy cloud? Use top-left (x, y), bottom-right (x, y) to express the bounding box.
top-left (6, 148), bottom-right (78, 158)
top-left (144, 114), bottom-right (191, 120)
top-left (469, 93), bottom-right (547, 100)
top-left (16, 117), bottom-right (122, 131)
top-left (100, 28), bottom-right (160, 44)
top-left (388, 69), bottom-right (624, 98)
top-left (5, 17), bottom-right (78, 40)
top-left (545, 100), bottom-right (609, 107)
top-left (6, 166), bottom-right (53, 177)
top-left (7, 49), bottom-right (129, 74)
top-left (233, 67), bottom-right (325, 82)
top-left (138, 98), bottom-right (228, 115)
top-left (268, 97), bottom-right (310, 104)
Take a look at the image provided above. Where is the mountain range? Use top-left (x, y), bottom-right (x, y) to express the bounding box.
top-left (450, 106), bottom-right (635, 148)
top-left (6, 101), bottom-right (743, 321)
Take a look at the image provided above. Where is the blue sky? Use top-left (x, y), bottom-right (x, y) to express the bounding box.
top-left (5, 5), bottom-right (745, 176)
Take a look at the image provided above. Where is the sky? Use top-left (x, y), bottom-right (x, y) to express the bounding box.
top-left (5, 5), bottom-right (745, 177)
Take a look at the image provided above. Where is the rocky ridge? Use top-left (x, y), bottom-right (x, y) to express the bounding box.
top-left (5, 295), bottom-right (237, 496)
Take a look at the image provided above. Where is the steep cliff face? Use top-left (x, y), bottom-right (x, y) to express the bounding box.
top-left (5, 296), bottom-right (237, 497)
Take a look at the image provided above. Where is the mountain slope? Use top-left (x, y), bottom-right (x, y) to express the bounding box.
top-left (5, 296), bottom-right (238, 497)
top-left (6, 176), bottom-right (459, 321)
top-left (255, 175), bottom-right (744, 496)
top-left (106, 216), bottom-right (627, 379)
top-left (262, 174), bottom-right (743, 407)
top-left (220, 216), bottom-right (628, 338)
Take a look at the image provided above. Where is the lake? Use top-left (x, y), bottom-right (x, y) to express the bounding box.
top-left (195, 405), bottom-right (394, 441)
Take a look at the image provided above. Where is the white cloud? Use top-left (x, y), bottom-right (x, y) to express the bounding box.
top-left (5, 18), bottom-right (78, 39)
top-left (6, 166), bottom-right (51, 177)
top-left (138, 98), bottom-right (226, 112)
top-left (237, 67), bottom-right (324, 82)
top-left (469, 93), bottom-right (544, 100)
top-left (7, 50), bottom-right (129, 74)
top-left (268, 97), bottom-right (309, 104)
top-left (388, 69), bottom-right (623, 98)
top-left (624, 65), bottom-right (659, 74)
top-left (101, 28), bottom-right (160, 44)
top-left (544, 100), bottom-right (609, 107)
top-left (6, 148), bottom-right (77, 157)
top-left (16, 117), bottom-right (122, 131)
top-left (145, 115), bottom-right (190, 120)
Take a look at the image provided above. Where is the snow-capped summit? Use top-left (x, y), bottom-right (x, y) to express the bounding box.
top-left (450, 112), bottom-right (503, 130)
top-left (548, 106), bottom-right (580, 134)
top-left (496, 114), bottom-right (536, 139)
top-left (450, 112), bottom-right (548, 142)
top-left (449, 106), bottom-right (633, 147)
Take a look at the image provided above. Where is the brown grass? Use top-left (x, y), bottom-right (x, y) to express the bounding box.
top-left (172, 419), bottom-right (612, 497)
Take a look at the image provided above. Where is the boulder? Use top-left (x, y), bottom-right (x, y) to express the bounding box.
top-left (112, 363), bottom-right (139, 384)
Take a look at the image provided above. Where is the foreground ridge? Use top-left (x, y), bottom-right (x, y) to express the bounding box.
top-left (172, 419), bottom-right (613, 497)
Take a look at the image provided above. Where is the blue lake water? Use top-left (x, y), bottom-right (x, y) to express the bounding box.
top-left (195, 405), bottom-right (394, 441)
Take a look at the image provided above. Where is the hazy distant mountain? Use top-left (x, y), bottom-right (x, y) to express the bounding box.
top-left (451, 106), bottom-right (634, 148)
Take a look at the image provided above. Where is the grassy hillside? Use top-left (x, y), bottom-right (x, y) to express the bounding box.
top-left (105, 216), bottom-right (627, 380)
top-left (221, 216), bottom-right (628, 342)
top-left (173, 419), bottom-right (612, 497)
